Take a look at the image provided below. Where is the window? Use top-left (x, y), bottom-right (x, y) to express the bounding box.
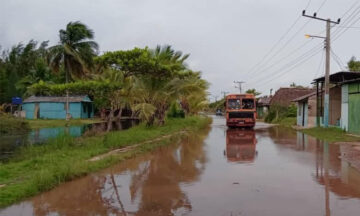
top-left (242, 99), bottom-right (254, 109)
top-left (227, 99), bottom-right (241, 110)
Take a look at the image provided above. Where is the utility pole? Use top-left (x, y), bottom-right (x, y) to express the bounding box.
top-left (234, 81), bottom-right (245, 94)
top-left (221, 91), bottom-right (229, 99)
top-left (302, 10), bottom-right (340, 128)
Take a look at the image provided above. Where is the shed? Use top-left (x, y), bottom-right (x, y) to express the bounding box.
top-left (313, 71), bottom-right (360, 131)
top-left (292, 91), bottom-right (316, 128)
top-left (22, 95), bottom-right (94, 119)
top-left (338, 78), bottom-right (360, 134)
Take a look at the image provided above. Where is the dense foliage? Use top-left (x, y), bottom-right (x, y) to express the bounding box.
top-left (0, 21), bottom-right (209, 125)
top-left (264, 103), bottom-right (297, 123)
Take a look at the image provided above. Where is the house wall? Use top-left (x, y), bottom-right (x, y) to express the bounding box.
top-left (297, 102), bottom-right (308, 127)
top-left (23, 102), bottom-right (85, 119)
top-left (341, 84), bottom-right (349, 131)
top-left (329, 86), bottom-right (342, 126)
top-left (348, 82), bottom-right (360, 135)
top-left (23, 103), bottom-right (35, 119)
top-left (308, 95), bottom-right (317, 127)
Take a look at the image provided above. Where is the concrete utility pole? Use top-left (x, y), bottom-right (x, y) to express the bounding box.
top-left (302, 10), bottom-right (340, 128)
top-left (221, 91), bottom-right (229, 99)
top-left (234, 81), bottom-right (245, 94)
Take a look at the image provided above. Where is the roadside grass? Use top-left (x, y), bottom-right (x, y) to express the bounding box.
top-left (301, 127), bottom-right (360, 143)
top-left (26, 118), bottom-right (104, 129)
top-left (0, 114), bottom-right (30, 135)
top-left (272, 117), bottom-right (296, 127)
top-left (0, 116), bottom-right (211, 207)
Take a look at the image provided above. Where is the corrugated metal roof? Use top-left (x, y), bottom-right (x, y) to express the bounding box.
top-left (23, 95), bottom-right (92, 103)
top-left (313, 71), bottom-right (360, 84)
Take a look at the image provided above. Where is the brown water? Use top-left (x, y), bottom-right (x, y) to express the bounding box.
top-left (2, 116), bottom-right (360, 216)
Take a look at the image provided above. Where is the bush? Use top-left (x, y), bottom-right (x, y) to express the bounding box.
top-left (265, 103), bottom-right (297, 123)
top-left (0, 113), bottom-right (30, 135)
top-left (167, 102), bottom-right (185, 118)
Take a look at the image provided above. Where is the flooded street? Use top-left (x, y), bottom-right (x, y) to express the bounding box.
top-left (2, 116), bottom-right (360, 216)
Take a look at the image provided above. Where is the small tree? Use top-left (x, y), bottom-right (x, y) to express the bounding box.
top-left (245, 88), bottom-right (261, 97)
top-left (347, 56), bottom-right (360, 72)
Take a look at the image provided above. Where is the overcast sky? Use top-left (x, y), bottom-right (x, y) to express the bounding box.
top-left (1, 0), bottom-right (359, 101)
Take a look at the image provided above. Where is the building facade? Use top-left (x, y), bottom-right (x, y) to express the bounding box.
top-left (22, 95), bottom-right (94, 119)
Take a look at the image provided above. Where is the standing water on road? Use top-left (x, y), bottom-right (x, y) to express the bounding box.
top-left (1, 116), bottom-right (360, 216)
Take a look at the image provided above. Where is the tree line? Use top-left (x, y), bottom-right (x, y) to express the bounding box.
top-left (0, 21), bottom-right (209, 125)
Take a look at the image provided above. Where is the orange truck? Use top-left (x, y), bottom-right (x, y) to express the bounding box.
top-left (225, 94), bottom-right (256, 128)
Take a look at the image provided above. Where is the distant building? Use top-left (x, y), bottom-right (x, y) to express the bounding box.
top-left (313, 71), bottom-right (360, 134)
top-left (270, 87), bottom-right (314, 107)
top-left (256, 96), bottom-right (271, 118)
top-left (22, 95), bottom-right (94, 119)
top-left (292, 91), bottom-right (316, 128)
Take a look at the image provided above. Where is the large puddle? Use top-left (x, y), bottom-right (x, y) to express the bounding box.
top-left (1, 116), bottom-right (360, 216)
top-left (0, 120), bottom-right (138, 161)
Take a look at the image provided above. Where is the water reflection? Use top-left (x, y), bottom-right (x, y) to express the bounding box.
top-left (2, 122), bottom-right (360, 216)
top-left (1, 128), bottom-right (209, 216)
top-left (0, 120), bottom-right (138, 162)
top-left (268, 127), bottom-right (360, 216)
top-left (225, 129), bottom-right (257, 163)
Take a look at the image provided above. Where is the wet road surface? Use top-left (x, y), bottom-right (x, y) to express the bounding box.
top-left (1, 116), bottom-right (360, 216)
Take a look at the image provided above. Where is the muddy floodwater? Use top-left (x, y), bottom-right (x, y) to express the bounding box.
top-left (2, 116), bottom-right (360, 216)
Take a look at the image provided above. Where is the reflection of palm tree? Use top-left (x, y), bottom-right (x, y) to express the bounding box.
top-left (129, 129), bottom-right (209, 215)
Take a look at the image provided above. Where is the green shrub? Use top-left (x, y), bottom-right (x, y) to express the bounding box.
top-left (0, 114), bottom-right (30, 135)
top-left (167, 102), bottom-right (185, 118)
top-left (265, 103), bottom-right (297, 123)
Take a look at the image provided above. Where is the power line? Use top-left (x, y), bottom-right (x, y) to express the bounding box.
top-left (258, 49), bottom-right (323, 88)
top-left (251, 47), bottom-right (322, 87)
top-left (314, 48), bottom-right (325, 79)
top-left (330, 48), bottom-right (346, 70)
top-left (247, 43), bottom-right (323, 85)
top-left (246, 40), bottom-right (323, 83)
top-left (244, 0), bottom-right (313, 76)
top-left (316, 0), bottom-right (329, 12)
top-left (332, 6), bottom-right (360, 39)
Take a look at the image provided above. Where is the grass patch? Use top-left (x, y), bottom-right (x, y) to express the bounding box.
top-left (0, 114), bottom-right (30, 135)
top-left (26, 118), bottom-right (104, 129)
top-left (0, 116), bottom-right (211, 207)
top-left (272, 117), bottom-right (296, 127)
top-left (301, 127), bottom-right (360, 143)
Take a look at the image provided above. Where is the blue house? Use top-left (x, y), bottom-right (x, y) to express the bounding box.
top-left (22, 95), bottom-right (94, 119)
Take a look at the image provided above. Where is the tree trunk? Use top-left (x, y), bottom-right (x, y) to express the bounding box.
top-left (116, 108), bottom-right (123, 120)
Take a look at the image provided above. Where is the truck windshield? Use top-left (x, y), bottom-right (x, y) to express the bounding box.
top-left (227, 99), bottom-right (241, 110)
top-left (242, 99), bottom-right (254, 109)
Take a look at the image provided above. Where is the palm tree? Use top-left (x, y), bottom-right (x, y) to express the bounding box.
top-left (48, 21), bottom-right (98, 119)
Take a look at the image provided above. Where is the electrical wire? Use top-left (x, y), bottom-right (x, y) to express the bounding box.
top-left (244, 0), bottom-right (313, 76)
top-left (330, 48), bottom-right (346, 70)
top-left (316, 0), bottom-right (328, 12)
top-left (247, 42), bottom-right (323, 84)
top-left (249, 46), bottom-right (323, 87)
top-left (313, 48), bottom-right (325, 79)
top-left (257, 49), bottom-right (323, 89)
